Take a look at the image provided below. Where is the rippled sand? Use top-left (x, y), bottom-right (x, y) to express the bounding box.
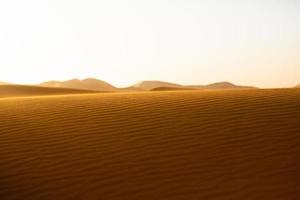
top-left (0, 89), bottom-right (299, 199)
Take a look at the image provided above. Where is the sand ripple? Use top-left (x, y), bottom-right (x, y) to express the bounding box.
top-left (0, 89), bottom-right (299, 199)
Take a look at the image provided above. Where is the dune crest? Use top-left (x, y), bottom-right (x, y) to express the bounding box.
top-left (0, 85), bottom-right (98, 98)
top-left (151, 86), bottom-right (196, 91)
top-left (132, 80), bottom-right (182, 90)
top-left (0, 81), bottom-right (10, 85)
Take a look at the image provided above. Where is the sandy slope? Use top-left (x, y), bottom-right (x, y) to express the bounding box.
top-left (0, 85), bottom-right (99, 98)
top-left (0, 89), bottom-right (299, 200)
top-left (0, 81), bottom-right (10, 85)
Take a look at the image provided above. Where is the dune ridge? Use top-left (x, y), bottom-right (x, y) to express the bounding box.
top-left (0, 85), bottom-right (99, 98)
top-left (0, 89), bottom-right (299, 199)
top-left (184, 81), bottom-right (255, 90)
top-left (133, 81), bottom-right (255, 91)
top-left (0, 81), bottom-right (10, 85)
top-left (151, 86), bottom-right (196, 91)
top-left (132, 81), bottom-right (182, 90)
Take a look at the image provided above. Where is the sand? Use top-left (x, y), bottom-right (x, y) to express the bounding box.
top-left (0, 89), bottom-right (299, 199)
top-left (0, 85), bottom-right (99, 98)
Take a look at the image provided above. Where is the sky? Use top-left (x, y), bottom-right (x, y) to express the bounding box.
top-left (0, 0), bottom-right (299, 88)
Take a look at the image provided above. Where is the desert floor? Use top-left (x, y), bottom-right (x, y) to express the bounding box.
top-left (0, 89), bottom-right (299, 199)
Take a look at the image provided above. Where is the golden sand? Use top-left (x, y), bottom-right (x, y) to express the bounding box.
top-left (0, 89), bottom-right (299, 199)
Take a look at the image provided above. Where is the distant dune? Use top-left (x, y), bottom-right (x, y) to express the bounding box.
top-left (132, 80), bottom-right (182, 90)
top-left (119, 86), bottom-right (146, 92)
top-left (206, 81), bottom-right (254, 89)
top-left (1, 79), bottom-right (258, 91)
top-left (0, 85), bottom-right (98, 98)
top-left (133, 81), bottom-right (255, 91)
top-left (186, 81), bottom-right (255, 89)
top-left (40, 78), bottom-right (117, 91)
top-left (295, 84), bottom-right (300, 88)
top-left (0, 81), bottom-right (10, 85)
top-left (151, 82), bottom-right (254, 91)
top-left (151, 86), bottom-right (196, 91)
top-left (0, 89), bottom-right (299, 199)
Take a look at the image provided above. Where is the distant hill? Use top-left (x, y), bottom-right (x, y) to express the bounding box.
top-left (206, 82), bottom-right (238, 89)
top-left (151, 87), bottom-right (196, 91)
top-left (205, 82), bottom-right (254, 89)
top-left (146, 81), bottom-right (256, 91)
top-left (40, 78), bottom-right (117, 91)
top-left (186, 82), bottom-right (255, 90)
top-left (134, 81), bottom-right (255, 91)
top-left (2, 79), bottom-right (256, 92)
top-left (132, 81), bottom-right (182, 90)
top-left (295, 84), bottom-right (300, 88)
top-left (0, 85), bottom-right (99, 98)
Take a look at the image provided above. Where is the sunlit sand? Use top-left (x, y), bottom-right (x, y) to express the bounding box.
top-left (0, 88), bottom-right (299, 199)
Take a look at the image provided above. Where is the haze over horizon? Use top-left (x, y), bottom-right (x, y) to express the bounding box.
top-left (0, 0), bottom-right (299, 88)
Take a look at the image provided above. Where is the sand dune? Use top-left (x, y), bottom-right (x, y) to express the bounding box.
top-left (119, 86), bottom-right (146, 92)
top-left (132, 80), bottom-right (182, 90)
top-left (0, 81), bottom-right (10, 85)
top-left (0, 85), bottom-right (98, 98)
top-left (0, 89), bottom-right (299, 199)
top-left (186, 81), bottom-right (255, 89)
top-left (40, 78), bottom-right (117, 91)
top-left (151, 82), bottom-right (255, 91)
top-left (205, 81), bottom-right (254, 89)
top-left (151, 86), bottom-right (196, 91)
top-left (134, 81), bottom-right (255, 91)
top-left (1, 79), bottom-right (257, 91)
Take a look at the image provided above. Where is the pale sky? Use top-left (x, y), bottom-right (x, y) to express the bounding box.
top-left (0, 0), bottom-right (299, 88)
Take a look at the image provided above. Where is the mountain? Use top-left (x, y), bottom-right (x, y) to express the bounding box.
top-left (40, 78), bottom-right (117, 91)
top-left (132, 81), bottom-right (182, 90)
top-left (295, 84), bottom-right (300, 88)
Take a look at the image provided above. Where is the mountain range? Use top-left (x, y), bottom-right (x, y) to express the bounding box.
top-left (0, 78), bottom-right (257, 91)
